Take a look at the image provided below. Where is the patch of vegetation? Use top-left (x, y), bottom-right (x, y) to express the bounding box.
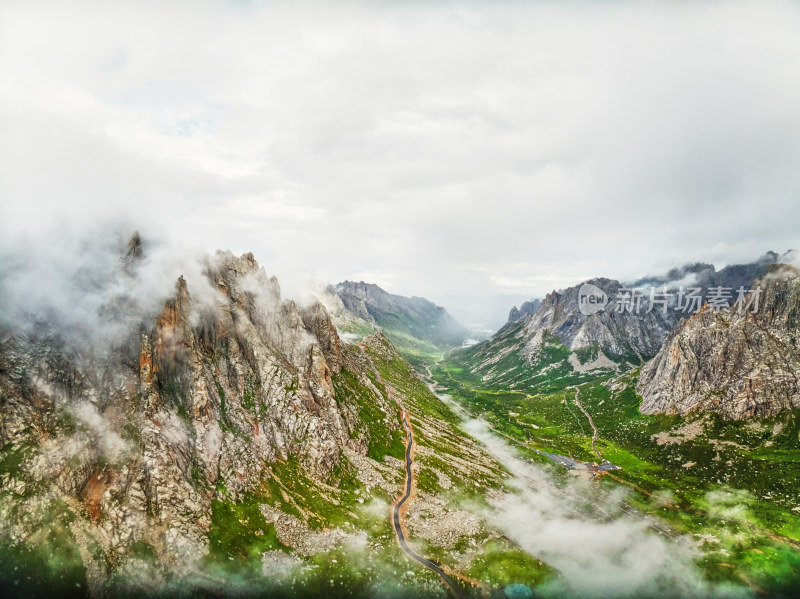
top-left (0, 499), bottom-right (88, 598)
top-left (265, 457), bottom-right (364, 530)
top-left (127, 540), bottom-right (157, 563)
top-left (366, 336), bottom-right (460, 427)
top-left (415, 468), bottom-right (440, 494)
top-left (332, 367), bottom-right (406, 462)
top-left (466, 542), bottom-right (552, 589)
top-left (205, 493), bottom-right (286, 575)
top-left (0, 442), bottom-right (33, 478)
top-left (573, 342), bottom-right (600, 365)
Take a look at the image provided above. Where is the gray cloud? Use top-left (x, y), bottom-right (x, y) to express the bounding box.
top-left (2, 0), bottom-right (799, 329)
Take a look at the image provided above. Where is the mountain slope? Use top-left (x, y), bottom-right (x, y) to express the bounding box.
top-left (637, 264), bottom-right (800, 420)
top-left (0, 250), bottom-right (376, 592)
top-left (331, 281), bottom-right (468, 357)
top-left (452, 277), bottom-right (675, 392)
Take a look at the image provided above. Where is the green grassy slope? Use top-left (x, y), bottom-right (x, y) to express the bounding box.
top-left (431, 351), bottom-right (800, 596)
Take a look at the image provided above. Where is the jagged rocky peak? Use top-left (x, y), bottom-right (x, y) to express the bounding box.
top-left (122, 230), bottom-right (144, 274)
top-left (301, 299), bottom-right (344, 374)
top-left (508, 299), bottom-right (541, 324)
top-left (127, 230), bottom-right (143, 258)
top-left (0, 238), bottom-right (380, 584)
top-left (637, 264), bottom-right (800, 420)
top-left (520, 276), bottom-right (677, 363)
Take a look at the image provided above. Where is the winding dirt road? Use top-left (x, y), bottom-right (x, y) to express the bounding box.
top-left (573, 388), bottom-right (602, 462)
top-left (393, 409), bottom-right (464, 598)
top-left (358, 346), bottom-right (463, 598)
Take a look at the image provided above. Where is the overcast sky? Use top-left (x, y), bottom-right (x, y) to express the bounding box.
top-left (2, 0), bottom-right (799, 329)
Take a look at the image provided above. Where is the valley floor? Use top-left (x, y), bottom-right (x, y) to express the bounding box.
top-left (427, 356), bottom-right (800, 598)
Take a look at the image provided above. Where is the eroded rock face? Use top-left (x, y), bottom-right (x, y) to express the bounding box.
top-left (0, 246), bottom-right (371, 578)
top-left (471, 254), bottom-right (792, 385)
top-left (637, 265), bottom-right (800, 420)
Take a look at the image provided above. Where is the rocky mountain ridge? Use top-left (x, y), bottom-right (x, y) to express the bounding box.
top-left (631, 250), bottom-right (795, 292)
top-left (0, 245), bottom-right (395, 593)
top-left (507, 299), bottom-right (540, 324)
top-left (637, 264), bottom-right (800, 420)
top-left (519, 277), bottom-right (677, 363)
top-left (331, 281), bottom-right (468, 355)
top-left (455, 252), bottom-right (797, 397)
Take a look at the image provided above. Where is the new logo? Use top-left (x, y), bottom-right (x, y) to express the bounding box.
top-left (578, 283), bottom-right (608, 315)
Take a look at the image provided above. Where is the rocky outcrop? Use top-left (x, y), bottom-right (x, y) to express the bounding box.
top-left (520, 278), bottom-right (678, 363)
top-left (124, 231), bottom-right (144, 268)
top-left (637, 265), bottom-right (800, 420)
top-left (301, 300), bottom-right (343, 374)
top-left (0, 240), bottom-right (388, 587)
top-left (508, 299), bottom-right (540, 324)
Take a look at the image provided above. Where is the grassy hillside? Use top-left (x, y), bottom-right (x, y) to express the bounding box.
top-left (431, 351), bottom-right (800, 596)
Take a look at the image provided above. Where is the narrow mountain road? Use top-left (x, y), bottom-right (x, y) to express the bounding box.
top-left (359, 346), bottom-right (464, 599)
top-left (394, 409), bottom-right (465, 599)
top-left (573, 388), bottom-right (602, 462)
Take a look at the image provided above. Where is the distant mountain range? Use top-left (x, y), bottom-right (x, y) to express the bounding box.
top-left (453, 251), bottom-right (800, 419)
top-left (328, 281), bottom-right (469, 358)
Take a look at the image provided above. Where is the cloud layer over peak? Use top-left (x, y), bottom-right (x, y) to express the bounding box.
top-left (2, 0), bottom-right (799, 328)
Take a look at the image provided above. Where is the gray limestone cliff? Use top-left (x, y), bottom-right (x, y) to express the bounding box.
top-left (331, 280), bottom-right (468, 352)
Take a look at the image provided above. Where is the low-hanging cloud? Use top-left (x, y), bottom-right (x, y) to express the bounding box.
top-left (1, 0), bottom-right (799, 330)
top-left (70, 401), bottom-right (131, 461)
top-left (437, 393), bottom-right (749, 599)
top-left (0, 225), bottom-right (222, 355)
